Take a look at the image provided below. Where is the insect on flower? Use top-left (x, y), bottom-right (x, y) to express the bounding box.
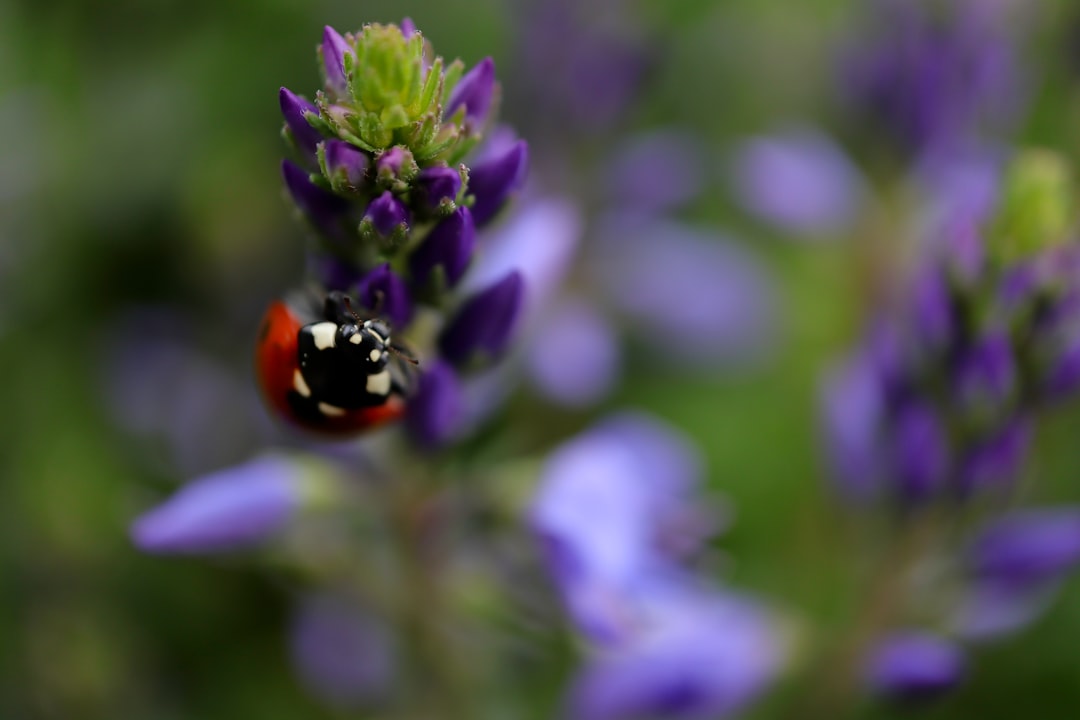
top-left (255, 290), bottom-right (418, 436)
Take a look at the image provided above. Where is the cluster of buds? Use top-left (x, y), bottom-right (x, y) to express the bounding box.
top-left (278, 20), bottom-right (529, 446)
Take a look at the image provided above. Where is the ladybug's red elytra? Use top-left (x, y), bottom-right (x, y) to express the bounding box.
top-left (255, 290), bottom-right (414, 436)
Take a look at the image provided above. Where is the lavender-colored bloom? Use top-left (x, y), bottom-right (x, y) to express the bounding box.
top-left (590, 216), bottom-right (777, 366)
top-left (568, 589), bottom-right (782, 720)
top-left (357, 263), bottom-right (412, 328)
top-left (415, 166), bottom-right (462, 212)
top-left (970, 507), bottom-right (1080, 586)
top-left (445, 57), bottom-right (496, 128)
top-left (321, 26), bottom-right (352, 94)
top-left (323, 140), bottom-right (368, 188)
top-left (910, 266), bottom-right (954, 351)
top-left (730, 127), bottom-right (863, 237)
top-left (290, 594), bottom-right (395, 708)
top-left (282, 159), bottom-right (350, 241)
top-left (820, 351), bottom-right (885, 502)
top-left (526, 299), bottom-right (621, 408)
top-left (866, 633), bottom-right (966, 699)
top-left (958, 419), bottom-right (1030, 494)
top-left (131, 455), bottom-right (305, 554)
top-left (953, 574), bottom-right (1058, 641)
top-left (279, 87), bottom-right (324, 159)
top-left (892, 401), bottom-right (950, 502)
top-left (405, 360), bottom-right (463, 449)
top-left (468, 138), bottom-right (529, 226)
top-left (400, 17), bottom-right (418, 37)
top-left (409, 206), bottom-right (476, 288)
top-left (956, 331), bottom-right (1015, 411)
top-left (362, 191), bottom-right (409, 236)
top-left (439, 271), bottom-right (524, 366)
top-left (375, 146), bottom-right (411, 180)
top-left (605, 130), bottom-right (707, 215)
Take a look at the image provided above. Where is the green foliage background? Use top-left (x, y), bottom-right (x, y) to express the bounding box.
top-left (3, 0), bottom-right (1080, 718)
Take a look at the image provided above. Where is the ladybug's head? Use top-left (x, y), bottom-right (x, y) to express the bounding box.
top-left (337, 319), bottom-right (392, 374)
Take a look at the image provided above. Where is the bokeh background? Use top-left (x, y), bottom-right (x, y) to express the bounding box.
top-left (4, 0), bottom-right (1080, 718)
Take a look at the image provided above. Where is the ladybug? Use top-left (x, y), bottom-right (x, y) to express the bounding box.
top-left (255, 290), bottom-right (416, 436)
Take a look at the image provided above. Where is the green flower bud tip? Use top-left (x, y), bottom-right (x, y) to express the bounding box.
top-left (991, 149), bottom-right (1074, 264)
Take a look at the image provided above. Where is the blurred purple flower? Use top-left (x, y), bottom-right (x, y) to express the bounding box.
top-left (606, 130), bottom-right (707, 215)
top-left (290, 594), bottom-right (395, 708)
top-left (526, 299), bottom-right (621, 408)
top-left (956, 331), bottom-right (1015, 411)
top-left (405, 360), bottom-right (464, 450)
top-left (892, 401), bottom-right (950, 502)
top-left (958, 419), bottom-right (1031, 495)
top-left (357, 263), bottom-right (412, 329)
top-left (282, 159), bottom-right (350, 241)
top-left (730, 127), bottom-right (863, 237)
top-left (446, 57), bottom-right (496, 128)
top-left (131, 455), bottom-right (309, 554)
top-left (866, 633), bottom-right (966, 699)
top-left (820, 350), bottom-right (885, 502)
top-left (590, 216), bottom-right (778, 367)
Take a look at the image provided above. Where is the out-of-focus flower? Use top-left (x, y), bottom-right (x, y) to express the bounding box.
top-left (526, 299), bottom-right (621, 408)
top-left (605, 130), bottom-right (707, 215)
top-left (532, 414), bottom-right (782, 718)
top-left (730, 127), bottom-right (864, 237)
top-left (405, 360), bottom-right (464, 450)
top-left (866, 633), bottom-right (966, 699)
top-left (131, 454), bottom-right (332, 554)
top-left (290, 593), bottom-right (396, 708)
top-left (841, 0), bottom-right (1025, 158)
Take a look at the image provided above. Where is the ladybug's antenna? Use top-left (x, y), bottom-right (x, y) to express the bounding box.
top-left (389, 343), bottom-right (420, 366)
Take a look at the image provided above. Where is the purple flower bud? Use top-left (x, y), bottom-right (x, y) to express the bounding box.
top-left (1046, 332), bottom-right (1080, 397)
top-left (911, 266), bottom-right (953, 351)
top-left (306, 252), bottom-right (364, 292)
top-left (290, 594), bottom-right (395, 708)
top-left (130, 455), bottom-right (305, 554)
top-left (892, 401), bottom-right (950, 502)
top-left (438, 271), bottom-right (524, 366)
top-left (866, 633), bottom-right (965, 700)
top-left (820, 351), bottom-right (885, 502)
top-left (970, 507), bottom-right (1080, 586)
top-left (956, 331), bottom-right (1015, 410)
top-left (363, 191), bottom-right (409, 237)
top-left (409, 206), bottom-right (476, 288)
top-left (375, 146), bottom-right (415, 182)
top-left (279, 87), bottom-right (323, 159)
top-left (415, 166), bottom-right (462, 212)
top-left (405, 360), bottom-right (463, 449)
top-left (321, 26), bottom-right (351, 94)
top-left (282, 160), bottom-right (350, 241)
top-left (323, 140), bottom-right (369, 188)
top-left (400, 17), bottom-right (418, 37)
top-left (468, 138), bottom-right (528, 226)
top-left (958, 419), bottom-right (1031, 495)
top-left (357, 263), bottom-right (412, 329)
top-left (446, 57), bottom-right (496, 127)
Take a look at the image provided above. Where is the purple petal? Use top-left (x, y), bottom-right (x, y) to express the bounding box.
top-left (590, 217), bottom-right (777, 367)
top-left (363, 191), bottom-right (409, 236)
top-left (409, 206), bottom-right (476, 288)
top-left (375, 146), bottom-right (414, 181)
top-left (400, 17), bottom-right (418, 37)
top-left (279, 87), bottom-right (323, 159)
top-left (526, 300), bottom-right (621, 408)
top-left (415, 165), bottom-right (462, 212)
top-left (910, 266), bottom-right (953, 351)
top-left (865, 633), bottom-right (965, 700)
top-left (569, 589), bottom-right (782, 720)
top-left (321, 26), bottom-right (351, 93)
top-left (290, 594), bottom-right (395, 708)
top-left (323, 140), bottom-right (369, 188)
top-left (730, 127), bottom-right (863, 237)
top-left (605, 130), bottom-right (707, 214)
top-left (468, 139), bottom-right (528, 226)
top-left (130, 455), bottom-right (304, 554)
top-left (438, 271), bottom-right (524, 366)
top-left (953, 575), bottom-right (1059, 641)
top-left (1046, 332), bottom-right (1080, 397)
top-left (891, 401), bottom-right (950, 502)
top-left (405, 360), bottom-right (463, 449)
top-left (282, 159), bottom-right (350, 241)
top-left (956, 331), bottom-right (1015, 410)
top-left (820, 350), bottom-right (886, 502)
top-left (357, 263), bottom-right (413, 329)
top-left (970, 507), bottom-right (1080, 586)
top-left (958, 419), bottom-right (1031, 495)
top-left (446, 57), bottom-right (496, 127)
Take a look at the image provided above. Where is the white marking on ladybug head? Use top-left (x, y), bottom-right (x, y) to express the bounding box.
top-left (366, 369), bottom-right (391, 396)
top-left (317, 402), bottom-right (346, 417)
top-left (293, 369), bottom-right (312, 398)
top-left (369, 349), bottom-right (381, 362)
top-left (349, 333), bottom-right (364, 345)
top-left (310, 322), bottom-right (337, 350)
top-left (363, 321), bottom-right (389, 346)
